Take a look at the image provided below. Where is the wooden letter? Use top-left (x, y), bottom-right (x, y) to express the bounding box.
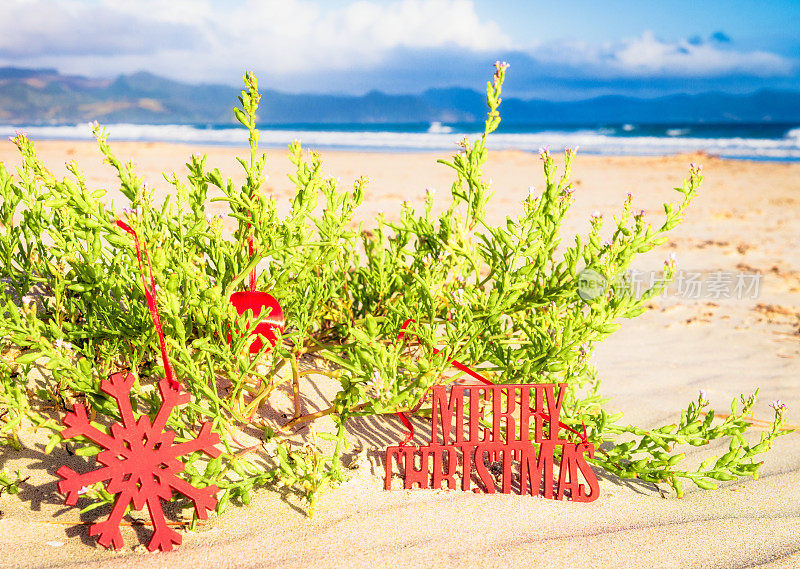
top-left (520, 441), bottom-right (555, 498)
top-left (431, 385), bottom-right (465, 445)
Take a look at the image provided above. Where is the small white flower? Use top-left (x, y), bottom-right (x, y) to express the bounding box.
top-left (591, 211), bottom-right (602, 220)
top-left (77, 485), bottom-right (89, 495)
top-left (493, 61), bottom-right (510, 73)
top-left (54, 339), bottom-right (73, 351)
top-left (367, 369), bottom-right (382, 390)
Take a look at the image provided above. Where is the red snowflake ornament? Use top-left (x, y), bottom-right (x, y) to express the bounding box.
top-left (56, 220), bottom-right (222, 551)
top-left (57, 372), bottom-right (221, 551)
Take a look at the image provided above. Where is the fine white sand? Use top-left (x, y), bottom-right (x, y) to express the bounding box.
top-left (0, 141), bottom-right (798, 568)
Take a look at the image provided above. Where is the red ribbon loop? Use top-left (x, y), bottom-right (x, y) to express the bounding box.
top-left (247, 233), bottom-right (256, 293)
top-left (116, 220), bottom-right (179, 390)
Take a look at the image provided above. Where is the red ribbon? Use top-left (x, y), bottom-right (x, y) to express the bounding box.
top-left (116, 220), bottom-right (179, 390)
top-left (247, 234), bottom-right (255, 293)
top-left (395, 318), bottom-right (587, 446)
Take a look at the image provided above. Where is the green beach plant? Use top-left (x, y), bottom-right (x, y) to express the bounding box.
top-left (0, 64), bottom-right (790, 523)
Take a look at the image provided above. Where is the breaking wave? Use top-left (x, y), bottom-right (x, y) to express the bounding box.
top-left (4, 123), bottom-right (800, 161)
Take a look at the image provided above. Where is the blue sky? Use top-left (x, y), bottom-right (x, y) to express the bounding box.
top-left (0, 0), bottom-right (797, 99)
top-left (477, 1), bottom-right (800, 52)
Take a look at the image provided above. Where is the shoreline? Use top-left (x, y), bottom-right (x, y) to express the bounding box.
top-left (2, 122), bottom-right (798, 162)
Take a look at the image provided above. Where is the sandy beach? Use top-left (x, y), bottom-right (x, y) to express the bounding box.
top-left (1, 140), bottom-right (798, 568)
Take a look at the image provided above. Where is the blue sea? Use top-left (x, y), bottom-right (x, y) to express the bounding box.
top-left (4, 121), bottom-right (800, 161)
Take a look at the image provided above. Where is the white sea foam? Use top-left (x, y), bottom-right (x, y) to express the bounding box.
top-left (785, 127), bottom-right (800, 142)
top-left (666, 128), bottom-right (690, 137)
top-left (3, 123), bottom-right (800, 160)
top-left (427, 121), bottom-right (453, 134)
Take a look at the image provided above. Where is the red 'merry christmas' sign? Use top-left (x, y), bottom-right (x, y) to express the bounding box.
top-left (385, 383), bottom-right (599, 500)
top-left (385, 320), bottom-right (599, 501)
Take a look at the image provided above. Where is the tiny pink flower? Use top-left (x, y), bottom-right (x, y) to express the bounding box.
top-left (493, 61), bottom-right (510, 73)
top-left (538, 146), bottom-right (551, 161)
top-left (769, 400), bottom-right (786, 411)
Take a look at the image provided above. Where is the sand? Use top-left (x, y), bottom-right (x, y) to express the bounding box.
top-left (0, 140), bottom-right (798, 568)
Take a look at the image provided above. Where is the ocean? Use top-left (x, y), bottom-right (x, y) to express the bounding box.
top-left (4, 121), bottom-right (800, 161)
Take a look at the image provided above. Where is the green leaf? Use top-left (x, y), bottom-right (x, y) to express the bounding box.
top-left (687, 477), bottom-right (716, 490)
top-left (45, 433), bottom-right (62, 454)
top-left (233, 107), bottom-right (249, 127)
top-left (74, 445), bottom-right (102, 456)
top-left (80, 500), bottom-right (111, 514)
top-left (15, 351), bottom-right (42, 365)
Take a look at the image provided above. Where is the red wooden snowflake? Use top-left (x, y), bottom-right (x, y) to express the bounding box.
top-left (56, 371), bottom-right (221, 552)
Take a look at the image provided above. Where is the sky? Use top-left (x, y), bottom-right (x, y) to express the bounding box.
top-left (0, 0), bottom-right (798, 99)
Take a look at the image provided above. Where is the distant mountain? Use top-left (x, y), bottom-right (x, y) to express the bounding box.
top-left (1, 67), bottom-right (799, 125)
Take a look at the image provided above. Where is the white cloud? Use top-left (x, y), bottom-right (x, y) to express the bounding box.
top-left (342, 0), bottom-right (508, 52)
top-left (534, 31), bottom-right (796, 78)
top-left (0, 0), bottom-right (200, 57)
top-left (0, 0), bottom-right (510, 81)
top-left (0, 2), bottom-right (795, 94)
top-left (210, 0), bottom-right (511, 74)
